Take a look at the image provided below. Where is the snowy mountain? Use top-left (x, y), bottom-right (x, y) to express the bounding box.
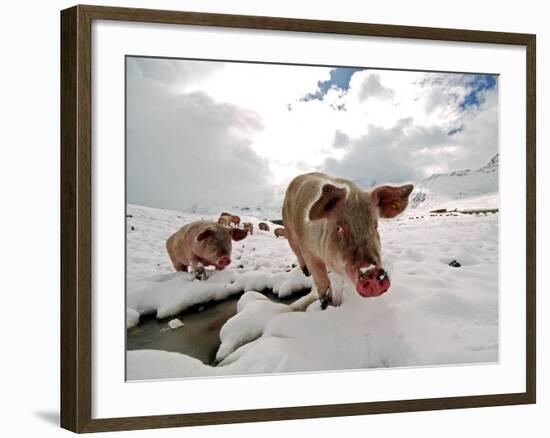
top-left (409, 154), bottom-right (498, 212)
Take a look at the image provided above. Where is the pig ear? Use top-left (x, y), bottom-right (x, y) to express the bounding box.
top-left (370, 184), bottom-right (414, 218)
top-left (196, 228), bottom-right (215, 242)
top-left (230, 228), bottom-right (248, 241)
top-left (308, 184), bottom-right (347, 221)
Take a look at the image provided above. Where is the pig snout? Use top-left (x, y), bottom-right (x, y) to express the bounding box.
top-left (355, 266), bottom-right (390, 298)
top-left (216, 255), bottom-right (231, 269)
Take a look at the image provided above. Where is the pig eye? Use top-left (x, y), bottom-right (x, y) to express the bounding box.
top-left (336, 223), bottom-right (345, 234)
top-left (374, 221), bottom-right (378, 230)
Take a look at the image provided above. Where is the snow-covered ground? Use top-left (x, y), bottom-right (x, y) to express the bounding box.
top-left (410, 154), bottom-right (498, 212)
top-left (126, 203), bottom-right (498, 380)
top-left (126, 205), bottom-right (311, 324)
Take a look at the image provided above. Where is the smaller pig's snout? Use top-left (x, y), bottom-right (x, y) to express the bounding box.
top-left (356, 265), bottom-right (390, 298)
top-left (217, 256), bottom-right (231, 268)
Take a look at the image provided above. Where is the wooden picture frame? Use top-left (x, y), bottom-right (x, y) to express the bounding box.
top-left (60, 4), bottom-right (536, 433)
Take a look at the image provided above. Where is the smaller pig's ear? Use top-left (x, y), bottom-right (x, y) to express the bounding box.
top-left (370, 184), bottom-right (414, 218)
top-left (230, 228), bottom-right (248, 241)
top-left (309, 184), bottom-right (347, 221)
top-left (196, 228), bottom-right (215, 242)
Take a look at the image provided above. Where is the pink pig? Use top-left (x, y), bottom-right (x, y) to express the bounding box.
top-left (166, 221), bottom-right (248, 279)
top-left (283, 172), bottom-right (413, 308)
top-left (217, 215), bottom-right (232, 226)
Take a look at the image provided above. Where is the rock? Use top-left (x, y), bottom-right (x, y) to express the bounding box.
top-left (449, 260), bottom-right (461, 268)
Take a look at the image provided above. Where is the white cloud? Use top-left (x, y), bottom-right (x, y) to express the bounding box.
top-left (126, 57), bottom-right (498, 210)
top-left (318, 70), bottom-right (498, 185)
top-left (358, 73), bottom-right (395, 101)
top-left (131, 57), bottom-right (223, 87)
top-left (127, 58), bottom-right (275, 212)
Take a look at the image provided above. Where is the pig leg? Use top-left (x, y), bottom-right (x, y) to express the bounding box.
top-left (173, 262), bottom-right (188, 272)
top-left (189, 255), bottom-right (207, 280)
top-left (195, 264), bottom-right (206, 280)
top-left (304, 254), bottom-right (332, 309)
top-left (168, 250), bottom-right (188, 272)
top-left (286, 229), bottom-right (310, 277)
top-left (190, 263), bottom-right (206, 280)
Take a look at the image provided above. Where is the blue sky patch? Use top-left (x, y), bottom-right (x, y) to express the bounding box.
top-left (302, 67), bottom-right (365, 102)
top-left (459, 74), bottom-right (497, 110)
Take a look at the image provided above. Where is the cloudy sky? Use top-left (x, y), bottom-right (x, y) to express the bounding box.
top-left (126, 57), bottom-right (498, 212)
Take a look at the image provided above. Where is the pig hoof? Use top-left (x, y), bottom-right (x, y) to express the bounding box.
top-left (302, 265), bottom-right (311, 277)
top-left (320, 296), bottom-right (332, 310)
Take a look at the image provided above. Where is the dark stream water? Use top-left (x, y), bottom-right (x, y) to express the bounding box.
top-left (126, 288), bottom-right (310, 365)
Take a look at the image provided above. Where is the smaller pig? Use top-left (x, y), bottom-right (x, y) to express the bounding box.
top-left (166, 221), bottom-right (248, 280)
top-left (242, 222), bottom-right (254, 235)
top-left (218, 214), bottom-right (232, 226)
top-left (231, 215), bottom-right (241, 226)
top-left (258, 222), bottom-right (270, 232)
top-left (274, 227), bottom-right (286, 238)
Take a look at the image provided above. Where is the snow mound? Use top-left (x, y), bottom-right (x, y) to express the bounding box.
top-left (127, 267), bottom-right (311, 320)
top-left (126, 308), bottom-right (140, 329)
top-left (216, 292), bottom-right (292, 363)
top-left (168, 318), bottom-right (184, 330)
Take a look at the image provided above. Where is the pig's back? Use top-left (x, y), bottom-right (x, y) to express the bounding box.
top-left (170, 221), bottom-right (205, 250)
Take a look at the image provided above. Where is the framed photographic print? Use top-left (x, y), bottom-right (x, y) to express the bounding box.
top-left (60, 4), bottom-right (536, 433)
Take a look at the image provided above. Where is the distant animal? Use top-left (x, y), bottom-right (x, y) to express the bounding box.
top-left (258, 222), bottom-right (270, 232)
top-left (242, 222), bottom-right (254, 235)
top-left (283, 172), bottom-right (413, 308)
top-left (230, 215), bottom-right (241, 226)
top-left (274, 227), bottom-right (286, 238)
top-left (166, 221), bottom-right (248, 279)
top-left (217, 215), bottom-right (232, 227)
